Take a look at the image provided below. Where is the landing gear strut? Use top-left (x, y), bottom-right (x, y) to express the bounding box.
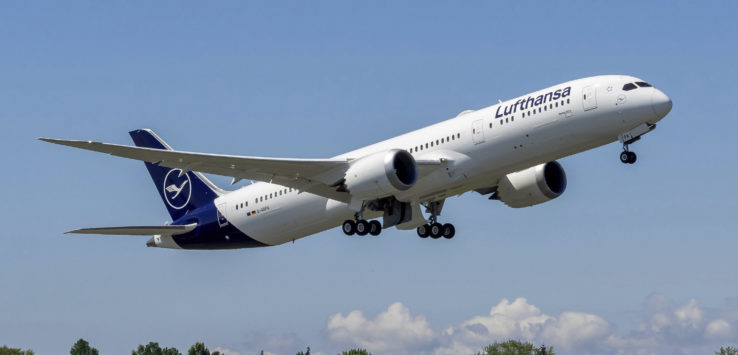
top-left (416, 201), bottom-right (455, 239)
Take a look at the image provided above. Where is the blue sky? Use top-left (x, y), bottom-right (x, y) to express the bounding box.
top-left (1, 1), bottom-right (737, 354)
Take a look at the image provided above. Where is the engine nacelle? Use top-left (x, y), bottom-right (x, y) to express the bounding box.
top-left (496, 161), bottom-right (567, 208)
top-left (343, 149), bottom-right (417, 199)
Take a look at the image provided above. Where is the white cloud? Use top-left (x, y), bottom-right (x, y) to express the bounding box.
top-left (540, 312), bottom-right (610, 351)
top-left (674, 299), bottom-right (704, 329)
top-left (457, 298), bottom-right (550, 341)
top-left (705, 319), bottom-right (733, 340)
top-left (324, 295), bottom-right (738, 355)
top-left (326, 302), bottom-right (436, 354)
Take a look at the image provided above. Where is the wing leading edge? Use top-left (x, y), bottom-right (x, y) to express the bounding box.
top-left (39, 137), bottom-right (353, 202)
top-left (38, 137), bottom-right (446, 203)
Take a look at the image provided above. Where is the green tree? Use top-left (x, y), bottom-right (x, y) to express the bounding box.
top-left (132, 342), bottom-right (182, 355)
top-left (536, 344), bottom-right (555, 355)
top-left (0, 345), bottom-right (34, 355)
top-left (475, 340), bottom-right (555, 355)
top-left (339, 349), bottom-right (371, 355)
top-left (296, 346), bottom-right (310, 355)
top-left (187, 342), bottom-right (209, 355)
top-left (716, 346), bottom-right (738, 355)
top-left (70, 339), bottom-right (99, 355)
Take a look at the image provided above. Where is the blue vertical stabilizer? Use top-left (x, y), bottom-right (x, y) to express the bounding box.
top-left (129, 129), bottom-right (223, 221)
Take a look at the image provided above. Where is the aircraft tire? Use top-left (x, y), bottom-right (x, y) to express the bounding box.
top-left (628, 151), bottom-right (637, 164)
top-left (417, 224), bottom-right (429, 238)
top-left (342, 220), bottom-right (356, 236)
top-left (442, 223), bottom-right (455, 239)
top-left (369, 220), bottom-right (382, 236)
top-left (430, 223), bottom-right (443, 239)
top-left (620, 151), bottom-right (630, 164)
top-left (356, 220), bottom-right (370, 236)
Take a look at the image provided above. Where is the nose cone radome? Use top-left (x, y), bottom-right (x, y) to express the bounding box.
top-left (651, 89), bottom-right (672, 119)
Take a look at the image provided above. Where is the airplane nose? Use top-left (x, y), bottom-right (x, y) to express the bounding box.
top-left (651, 88), bottom-right (672, 119)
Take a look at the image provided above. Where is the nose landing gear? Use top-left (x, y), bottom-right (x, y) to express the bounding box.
top-left (620, 148), bottom-right (637, 164)
top-left (618, 123), bottom-right (656, 164)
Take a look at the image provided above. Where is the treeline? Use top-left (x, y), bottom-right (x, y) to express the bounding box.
top-left (3, 339), bottom-right (737, 355)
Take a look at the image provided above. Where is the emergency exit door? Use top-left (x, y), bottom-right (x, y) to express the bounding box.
top-left (472, 119), bottom-right (485, 145)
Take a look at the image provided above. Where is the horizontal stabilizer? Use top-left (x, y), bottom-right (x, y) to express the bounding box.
top-left (66, 223), bottom-right (197, 236)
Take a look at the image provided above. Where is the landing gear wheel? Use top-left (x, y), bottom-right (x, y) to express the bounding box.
top-left (356, 220), bottom-right (370, 236)
top-left (627, 151), bottom-right (637, 164)
top-left (620, 151), bottom-right (630, 164)
top-left (342, 220), bottom-right (356, 236)
top-left (369, 220), bottom-right (382, 236)
top-left (417, 224), bottom-right (429, 238)
top-left (442, 223), bottom-right (455, 239)
top-left (430, 223), bottom-right (443, 239)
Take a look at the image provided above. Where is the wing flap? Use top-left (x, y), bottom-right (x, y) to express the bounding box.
top-left (66, 223), bottom-right (197, 236)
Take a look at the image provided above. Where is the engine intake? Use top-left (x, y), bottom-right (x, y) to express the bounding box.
top-left (343, 149), bottom-right (417, 199)
top-left (496, 161), bottom-right (567, 208)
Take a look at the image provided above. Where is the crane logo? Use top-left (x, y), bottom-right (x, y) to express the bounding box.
top-left (163, 168), bottom-right (192, 210)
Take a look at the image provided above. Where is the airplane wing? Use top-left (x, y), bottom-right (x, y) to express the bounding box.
top-left (66, 223), bottom-right (197, 236)
top-left (39, 138), bottom-right (444, 203)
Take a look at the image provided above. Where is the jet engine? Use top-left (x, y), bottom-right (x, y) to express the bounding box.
top-left (342, 149), bottom-right (417, 199)
top-left (496, 161), bottom-right (567, 208)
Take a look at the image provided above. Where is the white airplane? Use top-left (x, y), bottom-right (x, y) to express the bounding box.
top-left (41, 75), bottom-right (672, 249)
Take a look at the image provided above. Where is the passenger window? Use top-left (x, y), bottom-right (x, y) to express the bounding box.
top-left (522, 113), bottom-right (525, 118)
top-left (635, 82), bottom-right (652, 87)
top-left (425, 143), bottom-right (428, 148)
top-left (567, 98), bottom-right (570, 104)
top-left (511, 116), bottom-right (514, 122)
top-left (436, 140), bottom-right (439, 145)
top-left (623, 83), bottom-right (637, 91)
top-left (236, 205), bottom-right (238, 210)
top-left (457, 133), bottom-right (460, 138)
top-left (441, 138), bottom-right (444, 143)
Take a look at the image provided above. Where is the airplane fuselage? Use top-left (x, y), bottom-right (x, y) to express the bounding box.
top-left (150, 74), bottom-right (672, 249)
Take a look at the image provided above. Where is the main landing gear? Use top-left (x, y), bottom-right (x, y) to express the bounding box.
top-left (416, 200), bottom-right (455, 239)
top-left (416, 220), bottom-right (455, 239)
top-left (342, 218), bottom-right (381, 236)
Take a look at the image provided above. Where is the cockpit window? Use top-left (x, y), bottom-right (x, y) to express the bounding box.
top-left (622, 83), bottom-right (638, 91)
top-left (635, 81), bottom-right (652, 87)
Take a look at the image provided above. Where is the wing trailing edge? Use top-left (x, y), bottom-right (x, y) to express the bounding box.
top-left (66, 223), bottom-right (197, 236)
